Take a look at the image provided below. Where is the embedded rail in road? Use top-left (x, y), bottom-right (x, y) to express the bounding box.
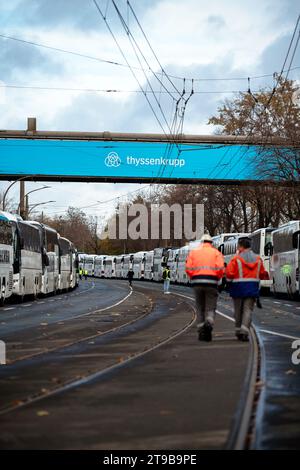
top-left (0, 278), bottom-right (299, 449)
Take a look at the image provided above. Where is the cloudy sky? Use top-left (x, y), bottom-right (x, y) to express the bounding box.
top-left (0, 0), bottom-right (299, 221)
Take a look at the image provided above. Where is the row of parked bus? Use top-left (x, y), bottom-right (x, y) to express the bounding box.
top-left (0, 210), bottom-right (79, 305)
top-left (79, 221), bottom-right (300, 298)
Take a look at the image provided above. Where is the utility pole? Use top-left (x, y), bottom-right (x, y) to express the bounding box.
top-left (19, 118), bottom-right (37, 219)
top-left (19, 181), bottom-right (25, 219)
top-left (25, 194), bottom-right (29, 219)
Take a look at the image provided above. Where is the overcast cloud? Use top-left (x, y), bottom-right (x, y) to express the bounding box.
top-left (0, 0), bottom-right (299, 222)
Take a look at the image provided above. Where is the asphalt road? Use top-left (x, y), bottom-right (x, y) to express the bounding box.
top-left (0, 278), bottom-right (249, 450)
top-left (0, 278), bottom-right (299, 449)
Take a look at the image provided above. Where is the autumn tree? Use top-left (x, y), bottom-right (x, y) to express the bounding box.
top-left (208, 75), bottom-right (300, 181)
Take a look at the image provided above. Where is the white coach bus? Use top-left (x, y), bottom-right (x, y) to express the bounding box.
top-left (219, 233), bottom-right (250, 265)
top-left (176, 245), bottom-right (190, 284)
top-left (144, 250), bottom-right (154, 281)
top-left (0, 211), bottom-right (16, 304)
top-left (122, 254), bottom-right (134, 278)
top-left (132, 251), bottom-right (147, 279)
top-left (249, 227), bottom-right (274, 290)
top-left (115, 254), bottom-right (125, 279)
top-left (58, 236), bottom-right (73, 291)
top-left (30, 222), bottom-right (60, 295)
top-left (211, 233), bottom-right (246, 250)
top-left (70, 243), bottom-right (79, 289)
top-left (103, 255), bottom-right (115, 278)
top-left (14, 220), bottom-right (43, 300)
top-left (168, 248), bottom-right (180, 283)
top-left (270, 221), bottom-right (300, 297)
top-left (83, 254), bottom-right (96, 276)
top-left (94, 255), bottom-right (105, 278)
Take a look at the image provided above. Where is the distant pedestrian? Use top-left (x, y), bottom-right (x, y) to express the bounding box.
top-left (226, 237), bottom-right (269, 342)
top-left (79, 268), bottom-right (83, 280)
top-left (162, 265), bottom-right (171, 294)
top-left (84, 269), bottom-right (88, 280)
top-left (185, 234), bottom-right (224, 341)
top-left (127, 269), bottom-right (134, 287)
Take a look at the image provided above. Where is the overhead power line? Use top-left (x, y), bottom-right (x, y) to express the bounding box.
top-left (91, 0), bottom-right (173, 140)
top-left (0, 83), bottom-right (264, 94)
top-left (1, 32), bottom-right (299, 83)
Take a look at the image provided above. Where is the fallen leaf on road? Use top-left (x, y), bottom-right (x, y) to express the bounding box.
top-left (36, 410), bottom-right (49, 417)
top-left (11, 400), bottom-right (24, 406)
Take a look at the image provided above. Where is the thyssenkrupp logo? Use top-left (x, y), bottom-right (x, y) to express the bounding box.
top-left (105, 152), bottom-right (121, 167)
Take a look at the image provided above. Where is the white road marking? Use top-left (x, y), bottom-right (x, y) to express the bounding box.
top-left (3, 307), bottom-right (15, 311)
top-left (172, 290), bottom-right (299, 339)
top-left (70, 287), bottom-right (133, 320)
top-left (259, 329), bottom-right (300, 340)
top-left (284, 304), bottom-right (293, 307)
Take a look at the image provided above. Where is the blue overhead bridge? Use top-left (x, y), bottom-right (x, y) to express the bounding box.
top-left (0, 126), bottom-right (287, 184)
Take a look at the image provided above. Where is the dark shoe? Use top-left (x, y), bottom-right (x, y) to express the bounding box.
top-left (199, 321), bottom-right (213, 342)
top-left (237, 333), bottom-right (249, 342)
top-left (204, 321), bottom-right (213, 341)
top-left (198, 329), bottom-right (206, 341)
top-left (198, 321), bottom-right (213, 342)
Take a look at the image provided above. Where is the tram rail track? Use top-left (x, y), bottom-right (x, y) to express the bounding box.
top-left (6, 285), bottom-right (136, 364)
top-left (142, 283), bottom-right (263, 450)
top-left (0, 290), bottom-right (196, 417)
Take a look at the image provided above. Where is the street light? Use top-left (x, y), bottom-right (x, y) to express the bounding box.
top-left (2, 176), bottom-right (35, 211)
top-left (17, 186), bottom-right (51, 216)
top-left (27, 201), bottom-right (56, 216)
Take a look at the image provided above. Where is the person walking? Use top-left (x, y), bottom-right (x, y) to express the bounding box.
top-left (185, 234), bottom-right (225, 341)
top-left (127, 268), bottom-right (134, 287)
top-left (226, 237), bottom-right (269, 342)
top-left (79, 268), bottom-right (83, 280)
top-left (162, 265), bottom-right (171, 294)
top-left (84, 269), bottom-right (88, 280)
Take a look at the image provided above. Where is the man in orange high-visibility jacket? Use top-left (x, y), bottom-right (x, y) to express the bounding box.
top-left (185, 234), bottom-right (225, 342)
top-left (226, 237), bottom-right (269, 342)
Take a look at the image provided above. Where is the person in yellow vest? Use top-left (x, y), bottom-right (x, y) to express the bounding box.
top-left (162, 265), bottom-right (171, 294)
top-left (84, 269), bottom-right (88, 280)
top-left (185, 234), bottom-right (225, 341)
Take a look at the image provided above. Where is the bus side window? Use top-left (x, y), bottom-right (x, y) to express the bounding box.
top-left (292, 230), bottom-right (300, 249)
